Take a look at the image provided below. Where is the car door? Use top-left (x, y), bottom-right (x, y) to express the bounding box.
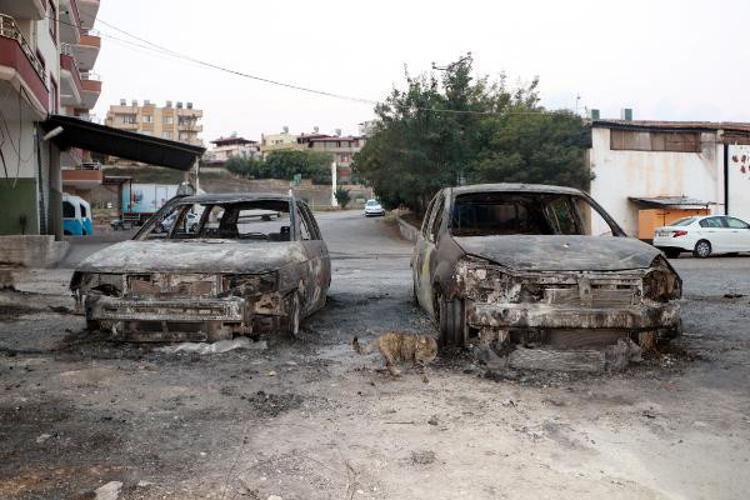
top-left (296, 201), bottom-right (330, 313)
top-left (698, 216), bottom-right (729, 252)
top-left (725, 216), bottom-right (750, 251)
top-left (414, 192), bottom-right (446, 316)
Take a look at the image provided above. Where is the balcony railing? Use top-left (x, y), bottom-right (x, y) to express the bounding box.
top-left (0, 14), bottom-right (46, 83)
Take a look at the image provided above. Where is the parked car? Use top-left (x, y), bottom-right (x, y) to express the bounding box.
top-left (71, 193), bottom-right (331, 342)
top-left (63, 193), bottom-right (93, 236)
top-left (364, 199), bottom-right (386, 217)
top-left (412, 183), bottom-right (682, 347)
top-left (154, 211), bottom-right (199, 234)
top-left (653, 215), bottom-right (750, 258)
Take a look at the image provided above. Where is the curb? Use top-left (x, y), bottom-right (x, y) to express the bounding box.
top-left (396, 216), bottom-right (419, 243)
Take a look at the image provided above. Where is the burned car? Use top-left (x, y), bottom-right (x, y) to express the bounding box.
top-left (71, 193), bottom-right (330, 341)
top-left (412, 184), bottom-right (681, 349)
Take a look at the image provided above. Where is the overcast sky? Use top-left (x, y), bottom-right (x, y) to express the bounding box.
top-left (92, 0), bottom-right (750, 145)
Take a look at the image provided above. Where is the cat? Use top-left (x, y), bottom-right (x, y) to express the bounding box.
top-left (352, 332), bottom-right (438, 382)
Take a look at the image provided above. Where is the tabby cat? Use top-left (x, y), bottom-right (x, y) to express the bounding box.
top-left (352, 332), bottom-right (438, 381)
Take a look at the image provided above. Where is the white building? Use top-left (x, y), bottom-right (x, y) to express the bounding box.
top-left (588, 120), bottom-right (750, 239)
top-left (204, 134), bottom-right (261, 166)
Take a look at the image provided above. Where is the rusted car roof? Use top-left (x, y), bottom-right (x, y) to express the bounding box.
top-left (175, 192), bottom-right (294, 204)
top-left (449, 183), bottom-right (585, 196)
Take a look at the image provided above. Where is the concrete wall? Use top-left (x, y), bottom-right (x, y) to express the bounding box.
top-left (0, 235), bottom-right (69, 267)
top-left (727, 145), bottom-right (750, 221)
top-left (589, 127), bottom-right (724, 236)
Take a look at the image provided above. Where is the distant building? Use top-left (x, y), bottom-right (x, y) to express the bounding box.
top-left (297, 134), bottom-right (366, 183)
top-left (588, 118), bottom-right (750, 240)
top-left (204, 134), bottom-right (261, 166)
top-left (260, 128), bottom-right (300, 156)
top-left (105, 100), bottom-right (203, 146)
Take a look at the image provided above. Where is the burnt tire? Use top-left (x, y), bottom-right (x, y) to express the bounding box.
top-left (86, 319), bottom-right (100, 333)
top-left (663, 248), bottom-right (681, 259)
top-left (438, 295), bottom-right (466, 348)
top-left (693, 240), bottom-right (712, 258)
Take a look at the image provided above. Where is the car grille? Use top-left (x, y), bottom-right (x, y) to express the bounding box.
top-left (127, 274), bottom-right (219, 297)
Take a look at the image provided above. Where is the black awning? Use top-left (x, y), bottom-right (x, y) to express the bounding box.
top-left (41, 115), bottom-right (205, 171)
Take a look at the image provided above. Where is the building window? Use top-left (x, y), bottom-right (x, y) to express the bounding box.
top-left (142, 115), bottom-right (154, 124)
top-left (48, 1), bottom-right (57, 43)
top-left (163, 115), bottom-right (173, 125)
top-left (120, 114), bottom-right (136, 124)
top-left (610, 129), bottom-right (700, 153)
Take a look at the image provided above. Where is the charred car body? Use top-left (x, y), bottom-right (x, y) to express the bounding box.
top-left (412, 184), bottom-right (682, 348)
top-left (71, 193), bottom-right (330, 341)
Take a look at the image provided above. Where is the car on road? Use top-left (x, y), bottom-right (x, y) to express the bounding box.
top-left (653, 215), bottom-right (750, 258)
top-left (71, 193), bottom-right (331, 342)
top-left (154, 211), bottom-right (199, 234)
top-left (364, 199), bottom-right (386, 217)
top-left (412, 183), bottom-right (682, 348)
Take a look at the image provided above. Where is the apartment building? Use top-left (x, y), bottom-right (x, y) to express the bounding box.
top-left (260, 127), bottom-right (300, 156)
top-left (105, 100), bottom-right (204, 146)
top-left (0, 0), bottom-right (102, 254)
top-left (297, 133), bottom-right (366, 183)
top-left (204, 133), bottom-right (261, 166)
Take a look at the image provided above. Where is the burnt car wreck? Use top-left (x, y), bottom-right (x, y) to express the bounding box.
top-left (412, 184), bottom-right (681, 370)
top-left (71, 193), bottom-right (330, 341)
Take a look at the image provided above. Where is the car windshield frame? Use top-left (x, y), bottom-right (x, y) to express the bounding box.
top-left (447, 191), bottom-right (622, 238)
top-left (134, 198), bottom-right (298, 242)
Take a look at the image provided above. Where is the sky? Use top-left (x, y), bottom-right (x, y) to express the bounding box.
top-left (92, 0), bottom-right (750, 146)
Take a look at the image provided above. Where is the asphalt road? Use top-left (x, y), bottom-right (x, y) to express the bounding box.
top-left (0, 211), bottom-right (749, 499)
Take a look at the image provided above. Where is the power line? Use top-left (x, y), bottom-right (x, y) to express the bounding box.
top-left (53, 12), bottom-right (566, 117)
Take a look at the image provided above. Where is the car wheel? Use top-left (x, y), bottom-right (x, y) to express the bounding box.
top-left (286, 292), bottom-right (301, 337)
top-left (693, 240), bottom-right (712, 258)
top-left (664, 248), bottom-right (681, 259)
top-left (438, 294), bottom-right (466, 347)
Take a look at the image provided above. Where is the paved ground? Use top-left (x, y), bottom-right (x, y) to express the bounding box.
top-left (0, 211), bottom-right (749, 499)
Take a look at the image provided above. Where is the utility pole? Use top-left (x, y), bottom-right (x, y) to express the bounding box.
top-left (331, 160), bottom-right (338, 207)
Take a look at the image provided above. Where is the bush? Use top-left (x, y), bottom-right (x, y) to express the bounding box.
top-left (335, 187), bottom-right (351, 208)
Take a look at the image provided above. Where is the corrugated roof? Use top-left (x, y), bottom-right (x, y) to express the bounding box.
top-left (629, 196), bottom-right (715, 207)
top-left (593, 119), bottom-right (750, 134)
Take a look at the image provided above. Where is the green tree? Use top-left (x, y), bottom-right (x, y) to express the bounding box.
top-left (335, 187), bottom-right (351, 208)
top-left (353, 54), bottom-right (591, 214)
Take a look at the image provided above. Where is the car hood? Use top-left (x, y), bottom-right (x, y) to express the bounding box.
top-left (453, 235), bottom-right (660, 272)
top-left (76, 239), bottom-right (309, 274)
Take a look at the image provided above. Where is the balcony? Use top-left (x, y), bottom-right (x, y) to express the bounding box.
top-left (80, 73), bottom-right (101, 109)
top-left (59, 50), bottom-right (83, 107)
top-left (72, 33), bottom-right (100, 71)
top-left (0, 0), bottom-right (46, 20)
top-left (62, 165), bottom-right (103, 189)
top-left (78, 0), bottom-right (100, 29)
top-left (59, 0), bottom-right (82, 44)
top-left (0, 14), bottom-right (48, 116)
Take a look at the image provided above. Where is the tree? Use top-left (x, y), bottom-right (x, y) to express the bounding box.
top-left (335, 187), bottom-right (351, 208)
top-left (353, 54), bottom-right (591, 214)
top-left (224, 150), bottom-right (333, 184)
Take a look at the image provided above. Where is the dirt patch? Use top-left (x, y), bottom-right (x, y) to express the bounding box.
top-left (241, 391), bottom-right (304, 418)
top-left (0, 304), bottom-right (41, 321)
top-left (408, 450), bottom-right (436, 466)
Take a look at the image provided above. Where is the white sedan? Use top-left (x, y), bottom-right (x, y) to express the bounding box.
top-left (363, 199), bottom-right (386, 217)
top-left (653, 215), bottom-right (750, 258)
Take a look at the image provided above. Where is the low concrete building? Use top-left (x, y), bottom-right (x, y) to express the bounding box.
top-left (589, 120), bottom-right (750, 239)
